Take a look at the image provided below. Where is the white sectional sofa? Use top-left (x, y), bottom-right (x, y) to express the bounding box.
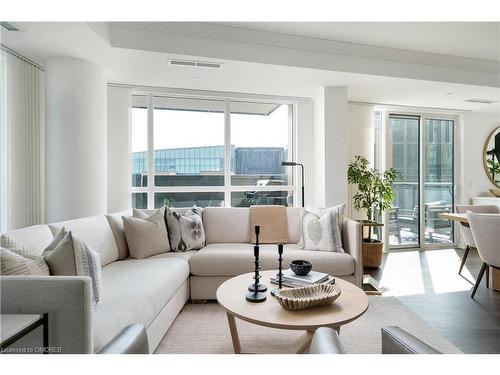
top-left (1, 207), bottom-right (362, 354)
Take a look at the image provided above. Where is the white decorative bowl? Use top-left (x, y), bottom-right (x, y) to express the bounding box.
top-left (274, 284), bottom-right (341, 311)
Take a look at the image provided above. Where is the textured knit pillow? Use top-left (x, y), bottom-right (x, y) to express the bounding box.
top-left (122, 207), bottom-right (170, 259)
top-left (0, 247), bottom-right (50, 275)
top-left (165, 207), bottom-right (205, 252)
top-left (43, 227), bottom-right (102, 306)
top-left (0, 235), bottom-right (49, 275)
top-left (299, 204), bottom-right (345, 252)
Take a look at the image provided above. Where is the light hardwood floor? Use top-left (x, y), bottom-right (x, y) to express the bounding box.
top-left (366, 248), bottom-right (500, 354)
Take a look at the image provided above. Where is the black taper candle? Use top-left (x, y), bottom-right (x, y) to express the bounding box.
top-left (278, 243), bottom-right (283, 289)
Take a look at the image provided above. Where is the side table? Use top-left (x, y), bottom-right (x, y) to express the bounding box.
top-left (0, 313), bottom-right (48, 354)
top-left (357, 220), bottom-right (384, 295)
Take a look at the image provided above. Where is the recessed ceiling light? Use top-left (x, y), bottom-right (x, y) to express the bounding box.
top-left (190, 77), bottom-right (201, 81)
top-left (465, 98), bottom-right (497, 104)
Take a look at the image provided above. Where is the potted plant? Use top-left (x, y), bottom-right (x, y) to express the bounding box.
top-left (347, 155), bottom-right (400, 267)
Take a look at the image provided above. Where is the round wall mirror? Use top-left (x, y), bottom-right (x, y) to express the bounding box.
top-left (483, 126), bottom-right (500, 188)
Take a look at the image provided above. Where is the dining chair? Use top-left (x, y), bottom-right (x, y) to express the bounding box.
top-left (455, 205), bottom-right (499, 275)
top-left (466, 211), bottom-right (500, 299)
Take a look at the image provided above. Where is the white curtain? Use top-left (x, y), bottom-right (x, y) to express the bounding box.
top-left (0, 48), bottom-right (44, 232)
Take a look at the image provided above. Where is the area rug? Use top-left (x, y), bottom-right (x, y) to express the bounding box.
top-left (155, 296), bottom-right (461, 354)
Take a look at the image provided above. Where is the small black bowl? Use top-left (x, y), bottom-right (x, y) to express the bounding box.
top-left (290, 260), bottom-right (312, 276)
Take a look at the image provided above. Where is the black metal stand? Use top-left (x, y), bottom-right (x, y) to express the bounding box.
top-left (246, 226), bottom-right (267, 302)
top-left (0, 313), bottom-right (48, 354)
top-left (271, 243), bottom-right (284, 297)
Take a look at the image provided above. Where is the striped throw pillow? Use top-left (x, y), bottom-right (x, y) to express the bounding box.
top-left (0, 246), bottom-right (50, 275)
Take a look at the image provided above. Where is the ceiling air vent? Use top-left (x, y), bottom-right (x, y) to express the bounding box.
top-left (465, 98), bottom-right (497, 104)
top-left (0, 22), bottom-right (20, 31)
top-left (168, 59), bottom-right (222, 69)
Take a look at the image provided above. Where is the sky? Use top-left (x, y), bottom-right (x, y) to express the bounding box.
top-left (131, 104), bottom-right (290, 152)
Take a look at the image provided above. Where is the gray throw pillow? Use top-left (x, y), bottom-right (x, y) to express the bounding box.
top-left (165, 207), bottom-right (205, 252)
top-left (122, 207), bottom-right (171, 259)
top-left (43, 227), bottom-right (102, 306)
top-left (299, 204), bottom-right (345, 252)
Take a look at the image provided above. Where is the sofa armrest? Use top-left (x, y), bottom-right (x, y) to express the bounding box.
top-left (342, 218), bottom-right (362, 287)
top-left (0, 276), bottom-right (93, 354)
top-left (381, 326), bottom-right (441, 354)
top-left (309, 327), bottom-right (346, 354)
top-left (97, 324), bottom-right (149, 354)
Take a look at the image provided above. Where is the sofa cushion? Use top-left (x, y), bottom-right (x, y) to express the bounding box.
top-left (203, 208), bottom-right (250, 243)
top-left (149, 250), bottom-right (198, 261)
top-left (166, 207), bottom-right (205, 251)
top-left (123, 208), bottom-right (171, 259)
top-left (44, 228), bottom-right (102, 306)
top-left (1, 225), bottom-right (54, 256)
top-left (93, 257), bottom-right (190, 352)
top-left (300, 205), bottom-right (344, 252)
top-left (189, 243), bottom-right (354, 277)
top-left (286, 208), bottom-right (303, 244)
top-left (249, 205), bottom-right (288, 244)
top-left (105, 210), bottom-right (132, 260)
top-left (48, 215), bottom-right (119, 267)
top-left (203, 207), bottom-right (303, 244)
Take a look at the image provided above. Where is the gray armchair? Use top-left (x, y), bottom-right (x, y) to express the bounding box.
top-left (309, 326), bottom-right (441, 354)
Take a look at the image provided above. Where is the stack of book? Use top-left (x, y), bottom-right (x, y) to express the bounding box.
top-left (271, 269), bottom-right (335, 288)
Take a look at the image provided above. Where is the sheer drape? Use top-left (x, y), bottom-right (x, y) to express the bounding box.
top-left (0, 48), bottom-right (44, 231)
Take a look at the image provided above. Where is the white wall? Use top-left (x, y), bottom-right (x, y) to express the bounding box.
top-left (45, 57), bottom-right (107, 222)
top-left (107, 86), bottom-right (132, 213)
top-left (460, 111), bottom-right (500, 204)
top-left (347, 103), bottom-right (375, 220)
top-left (295, 99), bottom-right (314, 207)
top-left (312, 89), bottom-right (326, 207)
top-left (310, 87), bottom-right (350, 208)
top-left (324, 87), bottom-right (348, 206)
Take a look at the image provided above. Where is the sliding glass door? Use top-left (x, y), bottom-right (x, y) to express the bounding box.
top-left (387, 113), bottom-right (456, 250)
top-left (423, 118), bottom-right (454, 245)
top-left (389, 115), bottom-right (420, 247)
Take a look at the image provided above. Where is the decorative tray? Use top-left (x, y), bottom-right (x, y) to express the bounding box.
top-left (274, 283), bottom-right (341, 311)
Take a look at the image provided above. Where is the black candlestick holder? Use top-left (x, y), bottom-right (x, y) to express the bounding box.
top-left (246, 226), bottom-right (267, 302)
top-left (271, 243), bottom-right (284, 297)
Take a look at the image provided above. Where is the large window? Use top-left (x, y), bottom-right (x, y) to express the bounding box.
top-left (131, 94), bottom-right (295, 209)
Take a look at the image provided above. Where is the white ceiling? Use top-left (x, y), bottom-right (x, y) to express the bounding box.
top-left (1, 22), bottom-right (499, 114)
top-left (215, 22), bottom-right (500, 62)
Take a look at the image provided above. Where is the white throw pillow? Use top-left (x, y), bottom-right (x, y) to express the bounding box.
top-left (165, 207), bottom-right (205, 252)
top-left (0, 247), bottom-right (50, 276)
top-left (43, 227), bottom-right (102, 306)
top-left (0, 235), bottom-right (50, 275)
top-left (299, 204), bottom-right (345, 252)
top-left (122, 207), bottom-right (171, 259)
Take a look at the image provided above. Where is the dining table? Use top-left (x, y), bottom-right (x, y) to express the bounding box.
top-left (440, 212), bottom-right (500, 292)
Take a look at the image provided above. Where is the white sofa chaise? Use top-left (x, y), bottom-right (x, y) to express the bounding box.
top-left (1, 207), bottom-right (362, 353)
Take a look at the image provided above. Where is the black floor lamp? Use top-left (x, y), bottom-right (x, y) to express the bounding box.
top-left (281, 161), bottom-right (305, 207)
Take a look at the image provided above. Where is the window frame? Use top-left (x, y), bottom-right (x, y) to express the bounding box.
top-left (131, 92), bottom-right (297, 209)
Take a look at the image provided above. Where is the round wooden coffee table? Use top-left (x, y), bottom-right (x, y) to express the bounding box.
top-left (216, 270), bottom-right (369, 354)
